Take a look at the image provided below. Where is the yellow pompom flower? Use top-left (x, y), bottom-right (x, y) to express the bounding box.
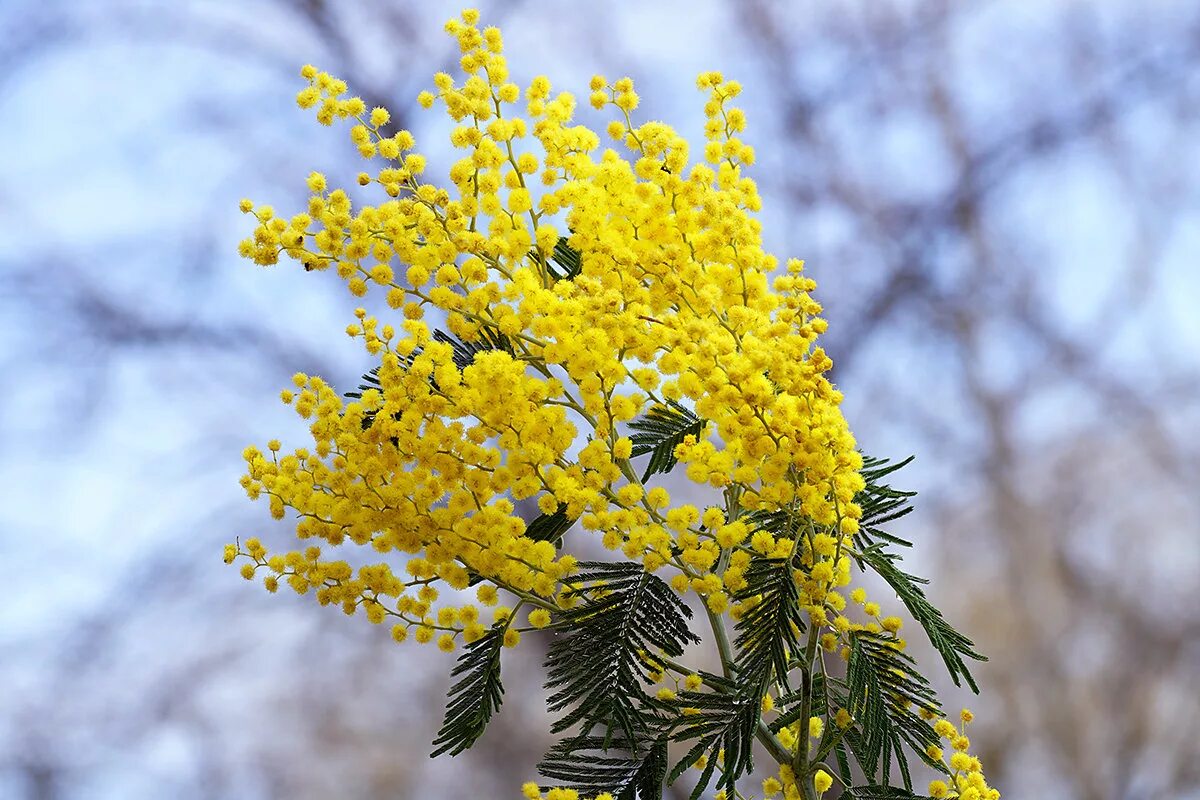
top-left (229, 9), bottom-right (996, 800)
top-left (813, 770), bottom-right (833, 794)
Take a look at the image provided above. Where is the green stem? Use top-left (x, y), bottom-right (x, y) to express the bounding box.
top-left (703, 607), bottom-right (791, 765)
top-left (793, 623), bottom-right (822, 800)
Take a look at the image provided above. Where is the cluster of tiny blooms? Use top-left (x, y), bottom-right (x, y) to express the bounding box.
top-left (227, 9), bottom-right (996, 798)
top-left (750, 707), bottom-right (996, 800)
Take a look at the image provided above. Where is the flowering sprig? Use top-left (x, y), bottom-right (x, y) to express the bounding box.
top-left (227, 9), bottom-right (998, 800)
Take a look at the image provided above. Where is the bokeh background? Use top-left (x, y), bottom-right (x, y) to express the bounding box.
top-left (2, 1), bottom-right (1199, 798)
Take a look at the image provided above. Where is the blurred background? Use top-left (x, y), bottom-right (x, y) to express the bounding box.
top-left (1, 1), bottom-right (1198, 798)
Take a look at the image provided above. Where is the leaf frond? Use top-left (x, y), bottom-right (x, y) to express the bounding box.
top-left (732, 557), bottom-right (806, 694)
top-left (666, 680), bottom-right (759, 799)
top-left (859, 547), bottom-right (986, 692)
top-left (844, 787), bottom-right (936, 800)
top-left (539, 735), bottom-right (667, 800)
top-left (539, 562), bottom-right (698, 799)
top-left (524, 503), bottom-right (575, 547)
top-left (430, 624), bottom-right (507, 757)
top-left (627, 401), bottom-right (706, 482)
top-left (846, 632), bottom-right (946, 786)
top-left (854, 454), bottom-right (917, 550)
top-left (549, 238), bottom-right (583, 280)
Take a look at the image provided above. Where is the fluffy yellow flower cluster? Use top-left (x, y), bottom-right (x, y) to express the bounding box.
top-left (754, 707), bottom-right (998, 800)
top-left (228, 9), bottom-right (998, 799)
top-left (231, 7), bottom-right (864, 644)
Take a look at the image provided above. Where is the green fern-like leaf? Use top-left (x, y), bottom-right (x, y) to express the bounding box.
top-left (435, 327), bottom-right (514, 370)
top-left (344, 365), bottom-right (383, 400)
top-left (850, 454), bottom-right (985, 690)
top-left (859, 546), bottom-right (986, 692)
top-left (529, 237), bottom-right (584, 281)
top-left (834, 738), bottom-right (855, 789)
top-left (539, 734), bottom-right (667, 800)
top-left (657, 557), bottom-right (806, 798)
top-left (539, 562), bottom-right (698, 798)
top-left (430, 624), bottom-right (507, 757)
top-left (544, 562), bottom-right (699, 744)
top-left (524, 502), bottom-right (575, 547)
top-left (627, 402), bottom-right (706, 482)
top-left (739, 508), bottom-right (800, 540)
top-left (732, 556), bottom-right (806, 694)
top-left (843, 787), bottom-right (936, 800)
top-left (666, 674), bottom-right (759, 799)
top-left (853, 454), bottom-right (917, 549)
top-left (846, 632), bottom-right (945, 787)
top-left (549, 238), bottom-right (583, 280)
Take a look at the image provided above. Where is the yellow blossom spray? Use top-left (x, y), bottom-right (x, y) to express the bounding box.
top-left (228, 9), bottom-right (999, 800)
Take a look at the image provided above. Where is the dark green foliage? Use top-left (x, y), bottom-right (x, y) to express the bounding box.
top-left (853, 454), bottom-right (985, 690)
top-left (524, 502), bottom-right (575, 547)
top-left (544, 562), bottom-right (698, 740)
top-left (423, 450), bottom-right (984, 798)
top-left (769, 673), bottom-right (841, 734)
top-left (843, 788), bottom-right (935, 800)
top-left (627, 401), bottom-right (706, 482)
top-left (431, 624), bottom-right (507, 757)
top-left (653, 556), bottom-right (808, 799)
top-left (732, 557), bottom-right (806, 693)
top-left (846, 632), bottom-right (946, 787)
top-left (548, 238), bottom-right (583, 280)
top-left (540, 562), bottom-right (699, 797)
top-left (529, 237), bottom-right (584, 281)
top-left (539, 735), bottom-right (668, 800)
top-left (345, 365), bottom-right (383, 401)
top-left (859, 547), bottom-right (985, 692)
top-left (740, 508), bottom-right (800, 540)
top-left (435, 327), bottom-right (515, 369)
top-left (666, 674), bottom-right (759, 799)
top-left (853, 455), bottom-right (916, 550)
top-left (834, 738), bottom-right (855, 788)
top-left (344, 363), bottom-right (393, 438)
